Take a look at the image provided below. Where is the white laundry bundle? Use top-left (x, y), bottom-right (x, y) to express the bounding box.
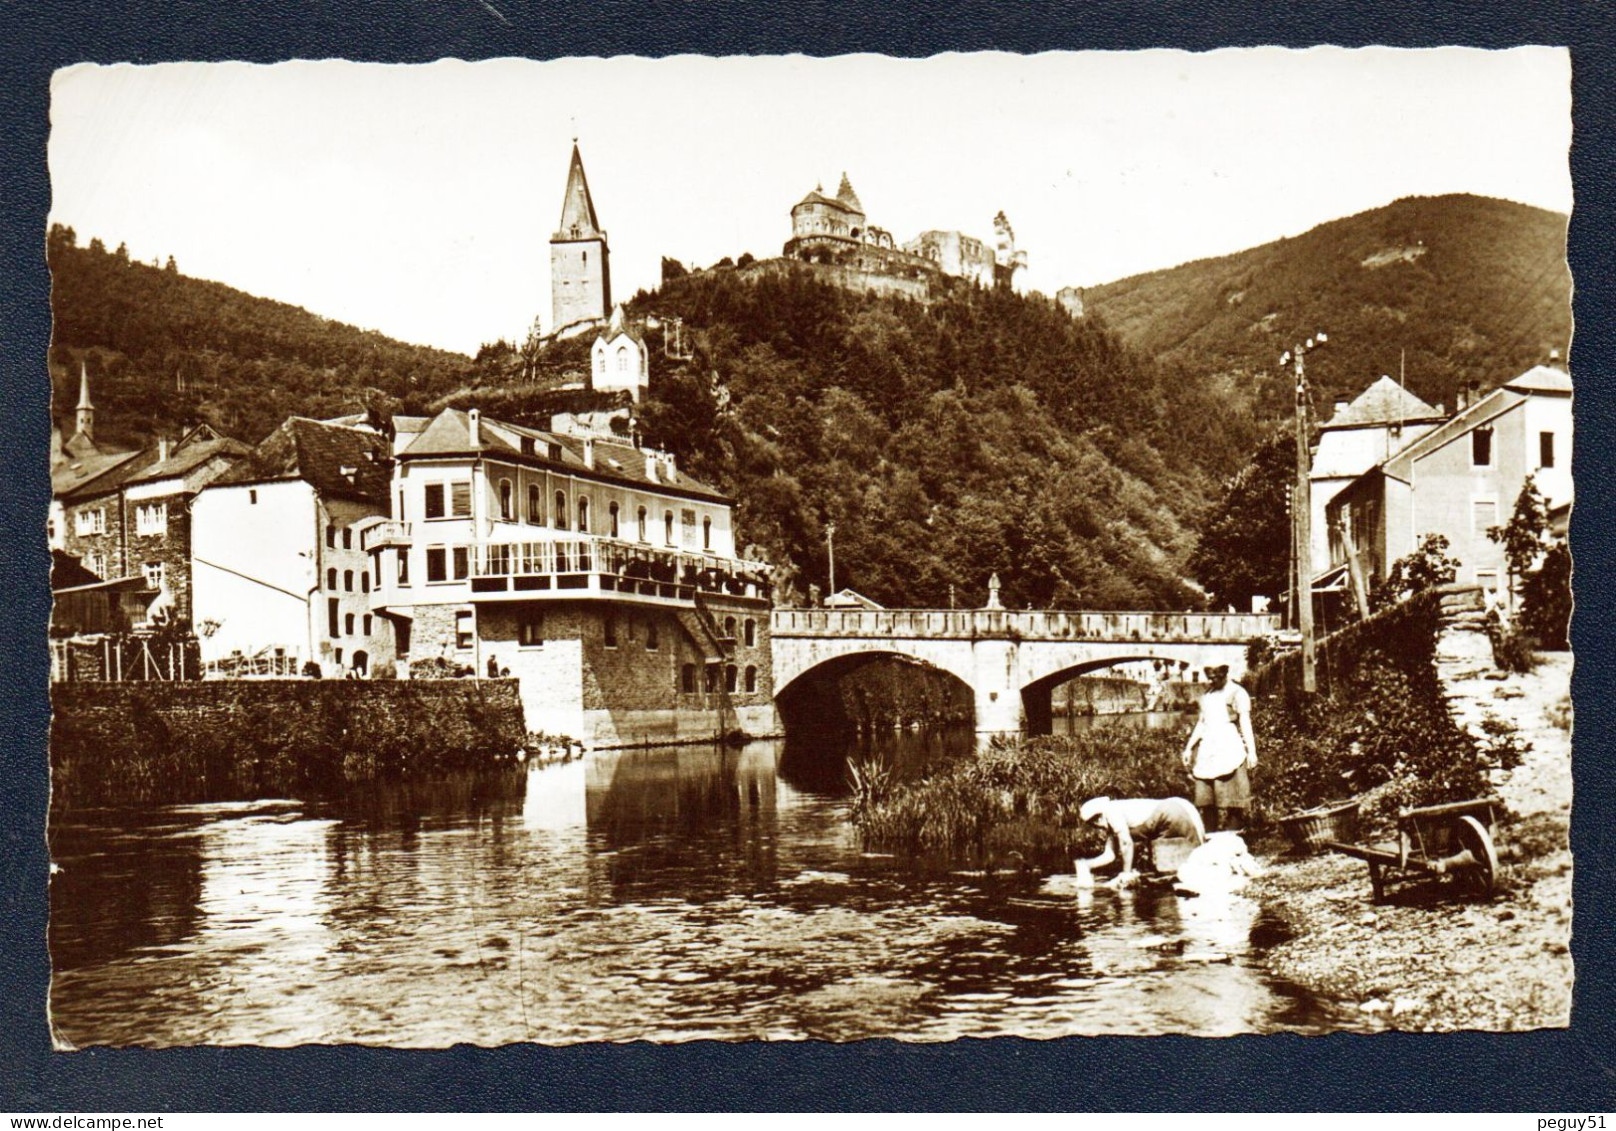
top-left (1173, 832), bottom-right (1262, 896)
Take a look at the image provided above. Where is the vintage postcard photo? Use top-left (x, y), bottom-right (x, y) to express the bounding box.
top-left (43, 48), bottom-right (1572, 1046)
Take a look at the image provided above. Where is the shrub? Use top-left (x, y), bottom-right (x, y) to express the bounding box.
top-left (1488, 617), bottom-right (1539, 673)
top-left (1520, 542), bottom-right (1571, 650)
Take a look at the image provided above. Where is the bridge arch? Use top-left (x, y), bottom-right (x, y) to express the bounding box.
top-left (1017, 653), bottom-right (1195, 737)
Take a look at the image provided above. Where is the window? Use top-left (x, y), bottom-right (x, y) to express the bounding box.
top-left (426, 547), bottom-right (447, 582)
top-left (452, 547), bottom-right (470, 580)
top-left (249, 489), bottom-right (257, 505)
top-left (645, 618), bottom-right (658, 651)
top-left (744, 665), bottom-right (757, 693)
top-left (424, 483), bottom-right (446, 519)
top-left (334, 647), bottom-right (343, 665)
top-left (680, 664), bottom-right (697, 693)
top-left (607, 502), bottom-right (620, 538)
top-left (704, 665), bottom-right (719, 694)
top-left (342, 528), bottom-right (352, 549)
top-left (1472, 499), bottom-right (1498, 543)
top-left (596, 353), bottom-right (606, 376)
top-left (328, 598), bottom-right (340, 638)
top-left (1540, 431), bottom-right (1556, 469)
top-left (604, 614), bottom-right (618, 648)
top-left (135, 503), bottom-right (167, 535)
top-left (326, 567), bottom-right (338, 590)
top-left (665, 510), bottom-right (675, 546)
top-left (724, 616), bottom-right (737, 640)
top-left (518, 606), bottom-right (544, 647)
top-left (577, 497), bottom-right (590, 533)
top-left (397, 549), bottom-right (410, 585)
top-left (450, 482), bottom-right (472, 517)
top-left (528, 483), bottom-right (543, 524)
top-left (75, 508), bottom-right (105, 536)
top-left (344, 569), bottom-right (354, 592)
top-left (362, 614), bottom-right (372, 636)
top-left (703, 516), bottom-right (712, 550)
top-left (744, 618), bottom-right (756, 647)
top-left (455, 610), bottom-right (474, 650)
top-left (361, 571), bottom-right (371, 594)
top-left (1472, 427), bottom-right (1493, 467)
top-left (617, 345), bottom-right (629, 373)
top-left (142, 562), bottom-right (164, 590)
top-left (725, 664), bottom-right (738, 693)
top-left (554, 490), bottom-right (569, 530)
top-left (83, 551), bottom-right (104, 578)
top-left (344, 613), bottom-right (355, 636)
top-left (499, 479), bottom-right (514, 521)
top-left (638, 506), bottom-right (648, 541)
top-left (326, 524), bottom-right (336, 548)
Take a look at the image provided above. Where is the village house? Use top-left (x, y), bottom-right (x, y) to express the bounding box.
top-left (1324, 364), bottom-right (1572, 601)
top-left (364, 406), bottom-right (774, 745)
top-left (1306, 374), bottom-right (1447, 572)
top-left (51, 366), bottom-right (247, 628)
top-left (590, 303), bottom-right (650, 402)
top-left (190, 416), bottom-right (396, 677)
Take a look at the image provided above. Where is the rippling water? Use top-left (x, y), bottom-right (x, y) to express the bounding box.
top-left (50, 729), bottom-right (1353, 1046)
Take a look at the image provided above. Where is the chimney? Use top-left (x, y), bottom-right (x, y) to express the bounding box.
top-left (1454, 385), bottom-right (1468, 413)
top-left (662, 452), bottom-right (677, 482)
top-left (645, 454), bottom-right (660, 482)
top-left (157, 436), bottom-right (170, 463)
top-left (467, 408), bottom-right (481, 446)
top-left (582, 437), bottom-right (595, 470)
top-left (1332, 395), bottom-right (1349, 418)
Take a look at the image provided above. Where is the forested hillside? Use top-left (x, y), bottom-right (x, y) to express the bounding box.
top-left (47, 226), bottom-right (477, 449)
top-left (617, 266), bottom-right (1261, 609)
top-left (1083, 194), bottom-right (1571, 419)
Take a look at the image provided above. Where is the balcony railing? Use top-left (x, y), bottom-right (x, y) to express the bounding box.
top-left (361, 520), bottom-right (412, 550)
top-left (463, 539), bottom-right (772, 603)
top-left (771, 608), bottom-right (1281, 643)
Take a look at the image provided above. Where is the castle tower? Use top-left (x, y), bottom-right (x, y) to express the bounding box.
top-left (74, 360), bottom-right (94, 442)
top-left (550, 142), bottom-right (611, 337)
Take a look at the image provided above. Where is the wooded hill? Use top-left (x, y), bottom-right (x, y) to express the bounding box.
top-left (46, 226), bottom-right (479, 450)
top-left (620, 266), bottom-right (1259, 610)
top-left (1082, 194), bottom-right (1570, 420)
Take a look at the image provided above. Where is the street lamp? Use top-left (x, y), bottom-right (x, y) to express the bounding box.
top-left (826, 522), bottom-right (837, 598)
top-left (1285, 332), bottom-right (1327, 693)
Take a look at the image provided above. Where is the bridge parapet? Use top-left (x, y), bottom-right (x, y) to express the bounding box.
top-left (771, 608), bottom-right (1280, 643)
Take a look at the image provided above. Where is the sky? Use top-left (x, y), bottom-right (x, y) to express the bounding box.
top-left (49, 48), bottom-right (1572, 357)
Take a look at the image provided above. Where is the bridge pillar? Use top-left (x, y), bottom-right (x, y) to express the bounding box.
top-left (970, 637), bottom-right (1023, 745)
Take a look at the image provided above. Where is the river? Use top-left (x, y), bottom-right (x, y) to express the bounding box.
top-left (49, 721), bottom-right (1357, 1045)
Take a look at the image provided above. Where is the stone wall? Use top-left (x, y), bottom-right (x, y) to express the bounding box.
top-left (51, 678), bottom-right (526, 808)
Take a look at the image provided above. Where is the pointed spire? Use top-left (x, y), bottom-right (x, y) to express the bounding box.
top-left (74, 360), bottom-right (95, 443)
top-left (835, 172), bottom-right (862, 212)
top-left (607, 303), bottom-right (627, 335)
top-left (77, 360), bottom-right (93, 410)
top-left (554, 142), bottom-right (602, 240)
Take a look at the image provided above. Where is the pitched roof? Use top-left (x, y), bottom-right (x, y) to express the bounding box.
top-left (554, 142), bottom-right (603, 240)
top-left (122, 436), bottom-right (250, 487)
top-left (596, 304), bottom-right (646, 347)
top-left (835, 172), bottom-right (863, 213)
top-left (400, 408), bottom-right (728, 502)
top-left (214, 417), bottom-right (392, 503)
top-left (52, 447), bottom-right (146, 500)
top-left (1325, 375), bottom-right (1441, 428)
top-left (1505, 365), bottom-right (1572, 395)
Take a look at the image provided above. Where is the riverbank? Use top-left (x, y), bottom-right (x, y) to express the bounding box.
top-left (1249, 650), bottom-right (1573, 1031)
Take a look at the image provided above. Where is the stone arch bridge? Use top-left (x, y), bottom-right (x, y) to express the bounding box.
top-left (770, 608), bottom-right (1280, 740)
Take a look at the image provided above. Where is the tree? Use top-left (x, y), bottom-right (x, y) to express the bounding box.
top-left (1519, 542), bottom-right (1570, 649)
top-left (1370, 533), bottom-right (1461, 610)
top-left (660, 257), bottom-right (688, 283)
top-left (737, 252), bottom-right (756, 268)
top-left (1186, 429), bottom-right (1294, 608)
top-left (165, 255), bottom-right (178, 273)
top-left (1488, 475), bottom-right (1550, 599)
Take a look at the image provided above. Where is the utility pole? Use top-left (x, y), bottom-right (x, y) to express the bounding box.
top-left (1283, 333), bottom-right (1326, 693)
top-left (826, 523), bottom-right (837, 597)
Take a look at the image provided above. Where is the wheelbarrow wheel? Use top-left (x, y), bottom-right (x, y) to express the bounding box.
top-left (1454, 814), bottom-right (1500, 896)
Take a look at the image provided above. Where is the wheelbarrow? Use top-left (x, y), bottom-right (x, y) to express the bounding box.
top-left (1322, 797), bottom-right (1503, 903)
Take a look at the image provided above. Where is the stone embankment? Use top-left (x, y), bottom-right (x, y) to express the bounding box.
top-left (51, 678), bottom-right (527, 807)
top-left (1252, 590), bottom-right (1573, 1031)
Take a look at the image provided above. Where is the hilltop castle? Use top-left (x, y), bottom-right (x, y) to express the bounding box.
top-left (782, 173), bottom-right (1028, 296)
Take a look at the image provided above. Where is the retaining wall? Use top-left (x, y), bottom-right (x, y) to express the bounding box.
top-left (51, 678), bottom-right (526, 808)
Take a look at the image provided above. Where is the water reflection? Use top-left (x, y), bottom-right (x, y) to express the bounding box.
top-left (50, 729), bottom-right (1356, 1046)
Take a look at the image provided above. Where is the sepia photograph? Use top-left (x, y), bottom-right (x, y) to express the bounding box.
top-left (42, 48), bottom-right (1574, 1048)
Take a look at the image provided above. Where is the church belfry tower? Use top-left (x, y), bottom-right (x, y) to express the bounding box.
top-left (550, 142), bottom-right (611, 337)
